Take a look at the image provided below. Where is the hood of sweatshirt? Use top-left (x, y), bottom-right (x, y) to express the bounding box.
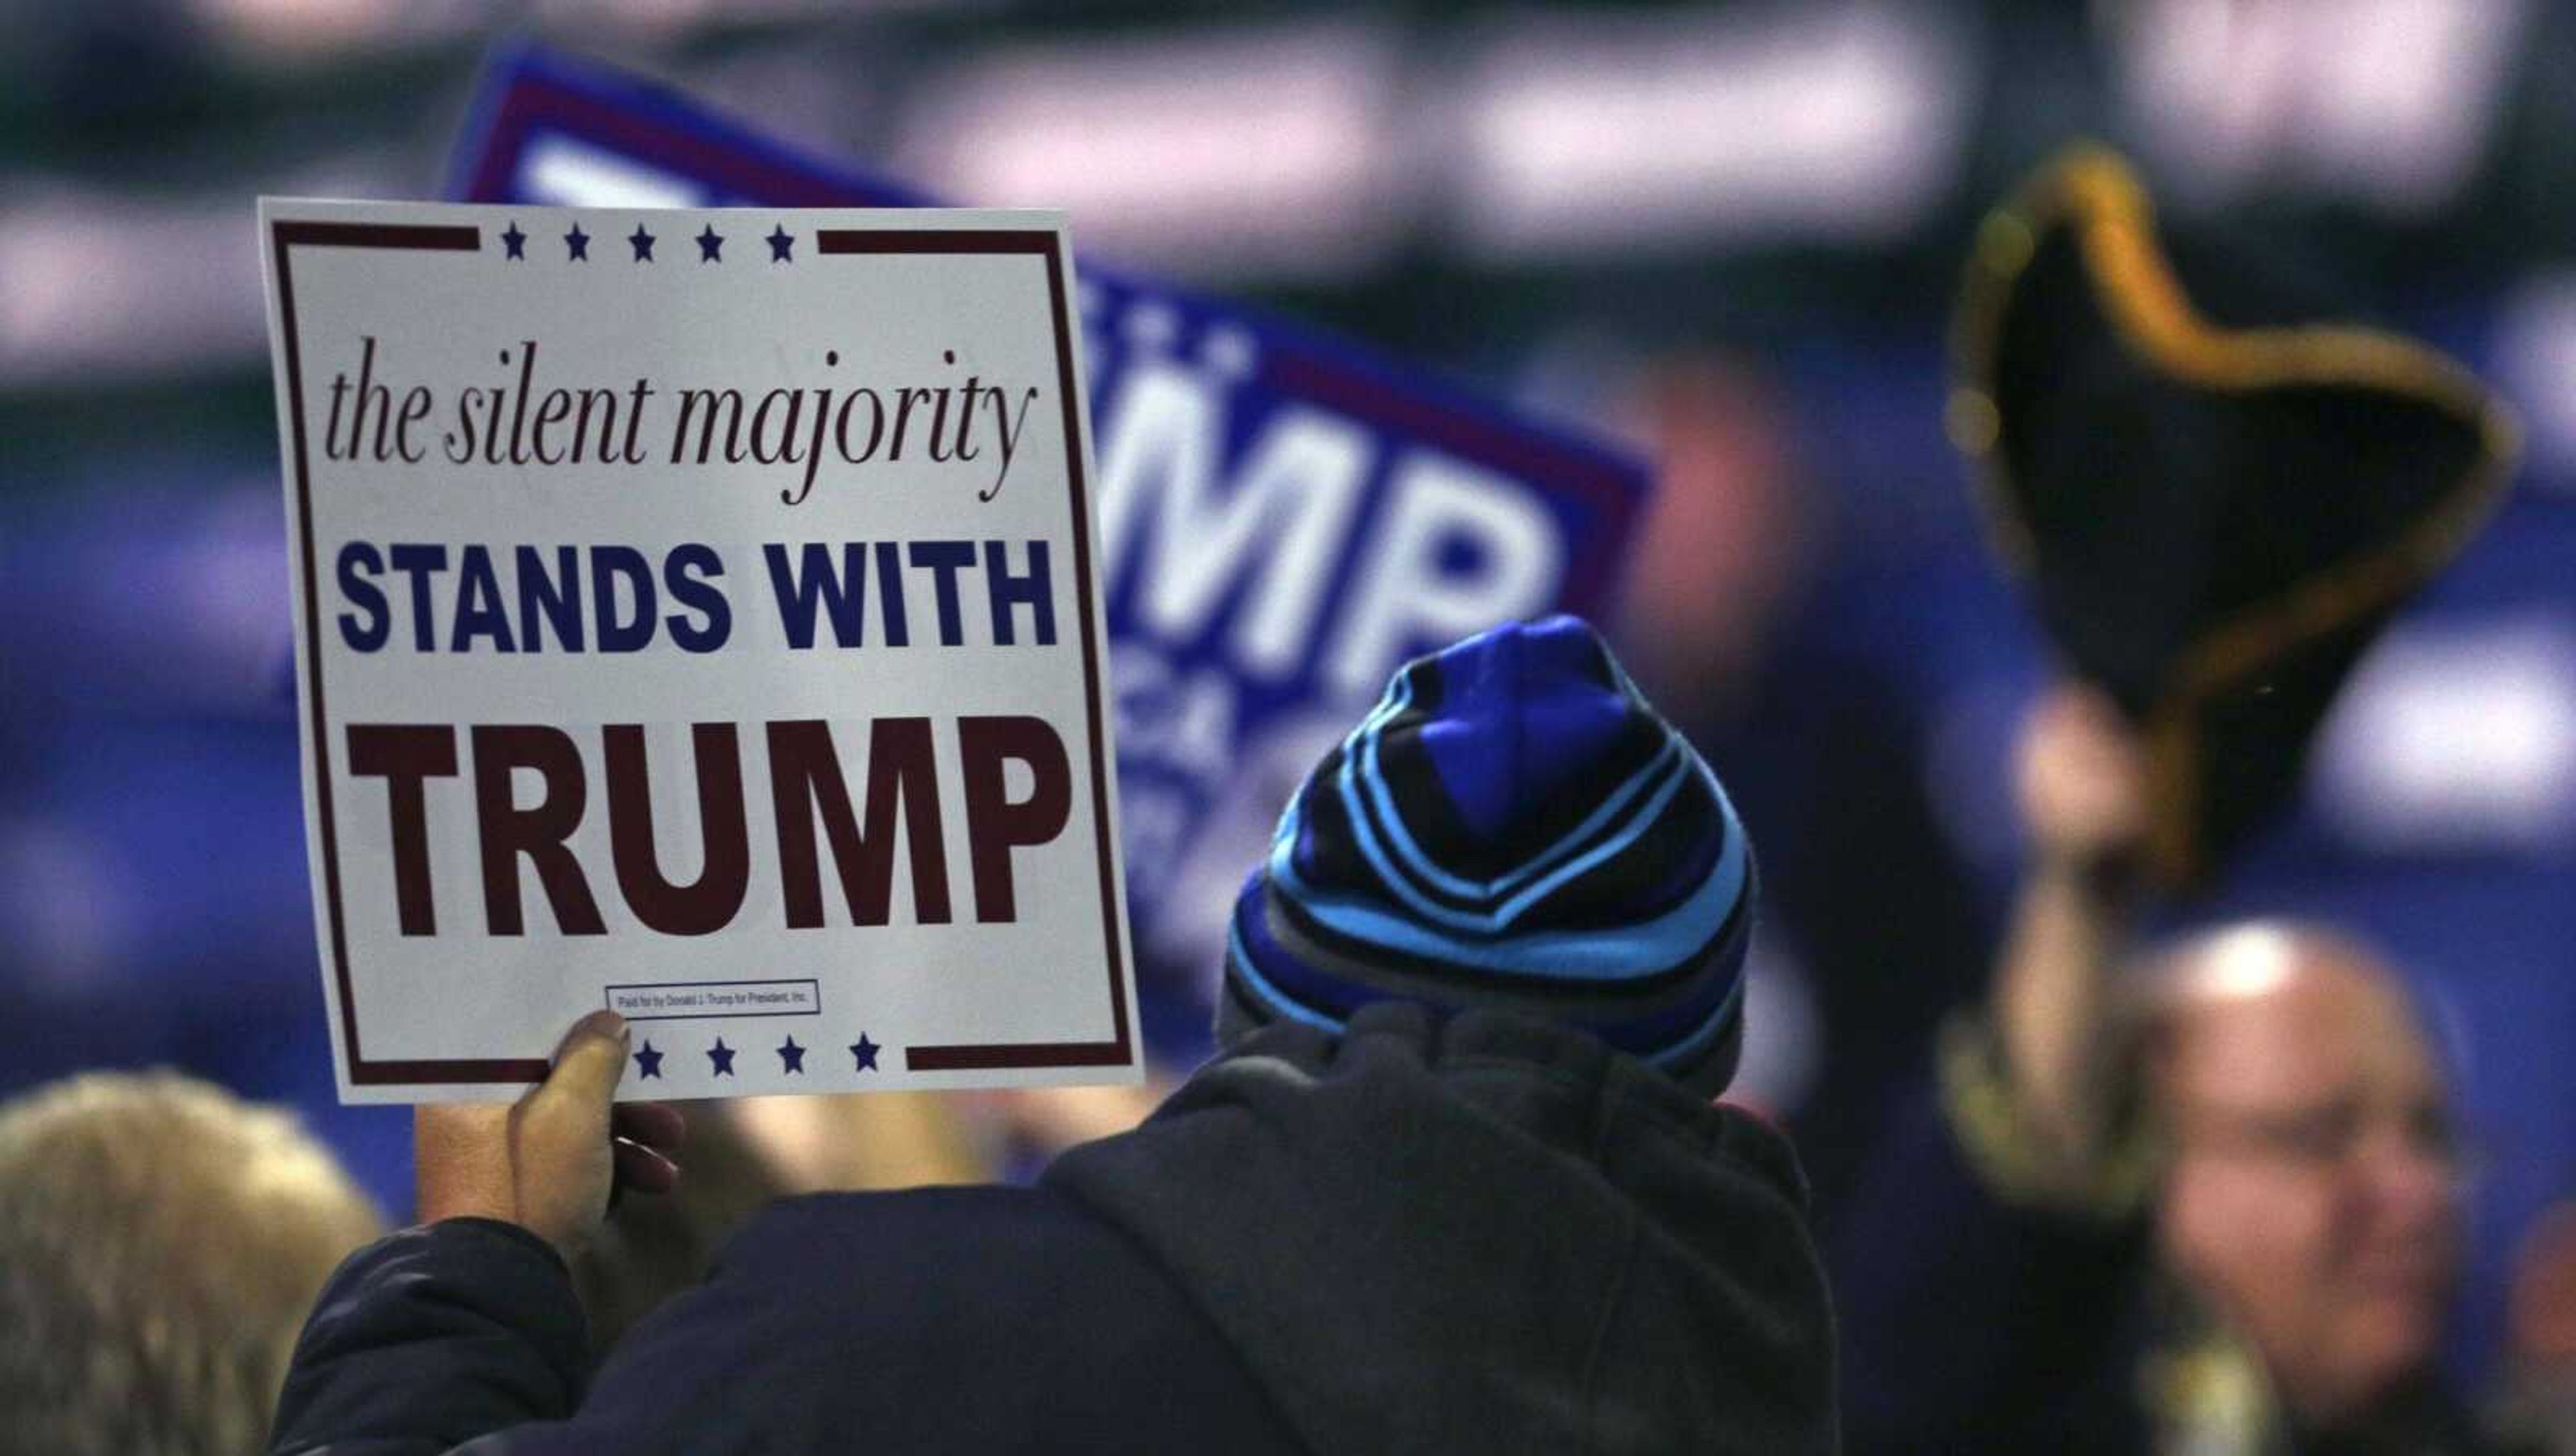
top-left (1042, 1001), bottom-right (1837, 1455)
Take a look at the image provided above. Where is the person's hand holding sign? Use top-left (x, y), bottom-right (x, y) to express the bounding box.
top-left (416, 1010), bottom-right (686, 1260)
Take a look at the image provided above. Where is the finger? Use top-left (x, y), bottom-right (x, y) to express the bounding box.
top-left (524, 1010), bottom-right (629, 1149)
top-left (612, 1101), bottom-right (688, 1153)
top-left (543, 1010), bottom-right (631, 1104)
top-left (612, 1136), bottom-right (682, 1196)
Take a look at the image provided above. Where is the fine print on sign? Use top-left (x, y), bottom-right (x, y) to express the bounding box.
top-left (260, 199), bottom-right (1141, 1103)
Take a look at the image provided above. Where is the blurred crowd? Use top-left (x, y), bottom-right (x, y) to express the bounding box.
top-left (5, 1), bottom-right (2575, 1452)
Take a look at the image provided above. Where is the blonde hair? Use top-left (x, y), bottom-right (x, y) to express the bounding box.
top-left (0, 1072), bottom-right (384, 1456)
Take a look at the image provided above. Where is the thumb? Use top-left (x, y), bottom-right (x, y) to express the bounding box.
top-left (527, 1009), bottom-right (630, 1135)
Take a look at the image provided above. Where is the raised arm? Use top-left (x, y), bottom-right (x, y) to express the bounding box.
top-left (1831, 685), bottom-right (2163, 1449)
top-left (1988, 684), bottom-right (2151, 1190)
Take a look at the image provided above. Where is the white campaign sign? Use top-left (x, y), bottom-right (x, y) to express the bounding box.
top-left (259, 200), bottom-right (1141, 1102)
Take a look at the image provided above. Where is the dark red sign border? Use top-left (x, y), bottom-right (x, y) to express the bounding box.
top-left (271, 215), bottom-right (1134, 1085)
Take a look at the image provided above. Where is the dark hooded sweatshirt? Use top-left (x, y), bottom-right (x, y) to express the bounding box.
top-left (270, 1003), bottom-right (1837, 1455)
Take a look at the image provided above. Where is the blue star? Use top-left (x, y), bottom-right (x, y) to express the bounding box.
top-left (707, 1037), bottom-right (736, 1076)
top-left (696, 225), bottom-right (724, 262)
top-left (634, 1039), bottom-right (663, 1079)
top-left (629, 225), bottom-right (656, 262)
top-left (777, 1036), bottom-right (806, 1074)
top-left (766, 225), bottom-right (794, 262)
top-left (500, 221), bottom-right (526, 260)
top-left (849, 1033), bottom-right (880, 1072)
top-left (563, 223), bottom-right (590, 260)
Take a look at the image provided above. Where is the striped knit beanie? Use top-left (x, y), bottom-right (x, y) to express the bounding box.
top-left (1220, 616), bottom-right (1756, 1096)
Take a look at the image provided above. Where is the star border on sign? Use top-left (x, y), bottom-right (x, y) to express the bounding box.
top-left (696, 225), bottom-right (724, 262)
top-left (777, 1036), bottom-right (806, 1074)
top-left (767, 225), bottom-right (794, 262)
top-left (563, 223), bottom-right (590, 261)
top-left (499, 221), bottom-right (527, 260)
top-left (634, 1039), bottom-right (663, 1079)
top-left (849, 1033), bottom-right (880, 1072)
top-left (707, 1037), bottom-right (735, 1076)
top-left (629, 225), bottom-right (656, 262)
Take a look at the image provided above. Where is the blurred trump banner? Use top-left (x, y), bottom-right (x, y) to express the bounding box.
top-left (260, 198), bottom-right (1142, 1102)
top-left (449, 49), bottom-right (1652, 1019)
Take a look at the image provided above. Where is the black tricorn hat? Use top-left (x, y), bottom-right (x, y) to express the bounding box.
top-left (1949, 146), bottom-right (2518, 887)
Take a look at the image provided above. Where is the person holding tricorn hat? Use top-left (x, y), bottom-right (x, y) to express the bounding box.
top-left (267, 616), bottom-right (1837, 1455)
top-left (1833, 144), bottom-right (2532, 1453)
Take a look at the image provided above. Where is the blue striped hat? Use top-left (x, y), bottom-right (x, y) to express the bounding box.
top-left (1220, 616), bottom-right (1756, 1095)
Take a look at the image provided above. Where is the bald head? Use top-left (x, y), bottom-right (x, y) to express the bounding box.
top-left (2127, 923), bottom-right (2464, 1428)
top-left (2136, 924), bottom-right (2434, 1103)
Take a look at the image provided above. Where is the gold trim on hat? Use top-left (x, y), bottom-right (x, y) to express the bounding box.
top-left (1949, 144), bottom-right (2520, 885)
